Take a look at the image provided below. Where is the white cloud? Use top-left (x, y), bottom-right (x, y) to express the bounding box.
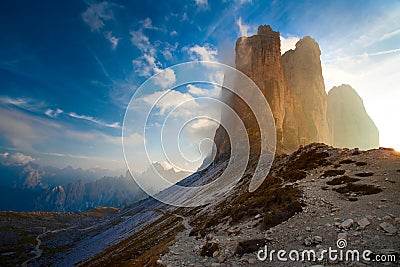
top-left (130, 30), bottom-right (154, 54)
top-left (170, 30), bottom-right (178, 36)
top-left (187, 84), bottom-right (209, 96)
top-left (280, 36), bottom-right (300, 55)
top-left (0, 152), bottom-right (36, 165)
top-left (45, 108), bottom-right (63, 118)
top-left (104, 31), bottom-right (120, 49)
top-left (132, 54), bottom-right (157, 77)
top-left (186, 44), bottom-right (218, 61)
top-left (139, 17), bottom-right (160, 30)
top-left (189, 118), bottom-right (218, 130)
top-left (82, 1), bottom-right (114, 32)
top-left (153, 68), bottom-right (177, 89)
top-left (236, 17), bottom-right (249, 37)
top-left (141, 90), bottom-right (197, 116)
top-left (132, 54), bottom-right (176, 88)
top-left (161, 42), bottom-right (178, 60)
top-left (68, 112), bottom-right (121, 128)
top-left (195, 0), bottom-right (209, 9)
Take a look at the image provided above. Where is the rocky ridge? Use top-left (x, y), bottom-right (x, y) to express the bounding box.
top-left (158, 145), bottom-right (400, 267)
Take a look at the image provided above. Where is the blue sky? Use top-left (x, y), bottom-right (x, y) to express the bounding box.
top-left (0, 0), bottom-right (399, 174)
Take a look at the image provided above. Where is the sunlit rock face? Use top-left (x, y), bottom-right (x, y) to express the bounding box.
top-left (282, 36), bottom-right (331, 150)
top-left (214, 25), bottom-right (289, 158)
top-left (214, 25), bottom-right (379, 162)
top-left (327, 84), bottom-right (379, 150)
top-left (235, 25), bottom-right (287, 149)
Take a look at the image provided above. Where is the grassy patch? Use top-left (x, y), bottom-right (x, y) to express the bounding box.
top-left (189, 175), bottom-right (303, 237)
top-left (335, 183), bottom-right (382, 196)
top-left (322, 169), bottom-right (346, 177)
top-left (80, 206), bottom-right (119, 218)
top-left (284, 148), bottom-right (330, 171)
top-left (354, 172), bottom-right (374, 177)
top-left (326, 176), bottom-right (360, 185)
top-left (283, 170), bottom-right (307, 181)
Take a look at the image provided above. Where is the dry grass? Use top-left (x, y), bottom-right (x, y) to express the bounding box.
top-left (80, 206), bottom-right (119, 218)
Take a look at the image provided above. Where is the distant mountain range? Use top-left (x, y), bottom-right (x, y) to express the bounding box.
top-left (0, 158), bottom-right (188, 212)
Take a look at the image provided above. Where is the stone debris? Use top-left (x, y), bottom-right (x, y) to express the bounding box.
top-left (357, 217), bottom-right (371, 230)
top-left (337, 232), bottom-right (348, 240)
top-left (379, 222), bottom-right (398, 234)
top-left (341, 218), bottom-right (354, 229)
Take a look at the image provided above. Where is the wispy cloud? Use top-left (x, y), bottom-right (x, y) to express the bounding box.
top-left (104, 31), bottom-right (120, 49)
top-left (82, 1), bottom-right (114, 32)
top-left (0, 106), bottom-right (126, 169)
top-left (323, 48), bottom-right (400, 63)
top-left (194, 0), bottom-right (209, 10)
top-left (130, 29), bottom-right (154, 54)
top-left (139, 17), bottom-right (160, 30)
top-left (132, 53), bottom-right (177, 89)
top-left (45, 108), bottom-right (63, 118)
top-left (132, 54), bottom-right (159, 77)
top-left (236, 17), bottom-right (250, 36)
top-left (0, 96), bottom-right (46, 112)
top-left (68, 112), bottom-right (121, 128)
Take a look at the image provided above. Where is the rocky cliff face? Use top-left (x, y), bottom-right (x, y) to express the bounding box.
top-left (282, 36), bottom-right (330, 149)
top-left (214, 25), bottom-right (289, 158)
top-left (235, 25), bottom-right (287, 147)
top-left (214, 25), bottom-right (379, 162)
top-left (327, 84), bottom-right (379, 150)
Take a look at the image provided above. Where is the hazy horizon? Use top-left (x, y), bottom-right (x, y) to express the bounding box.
top-left (0, 0), bottom-right (399, 174)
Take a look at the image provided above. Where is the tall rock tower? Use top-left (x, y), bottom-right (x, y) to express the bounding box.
top-left (327, 84), bottom-right (379, 150)
top-left (235, 25), bottom-right (287, 147)
top-left (282, 36), bottom-right (331, 148)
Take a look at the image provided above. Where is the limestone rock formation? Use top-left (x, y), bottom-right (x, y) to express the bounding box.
top-left (214, 25), bottom-right (289, 159)
top-left (282, 36), bottom-right (330, 149)
top-left (214, 25), bottom-right (379, 161)
top-left (327, 84), bottom-right (379, 150)
top-left (235, 25), bottom-right (287, 145)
